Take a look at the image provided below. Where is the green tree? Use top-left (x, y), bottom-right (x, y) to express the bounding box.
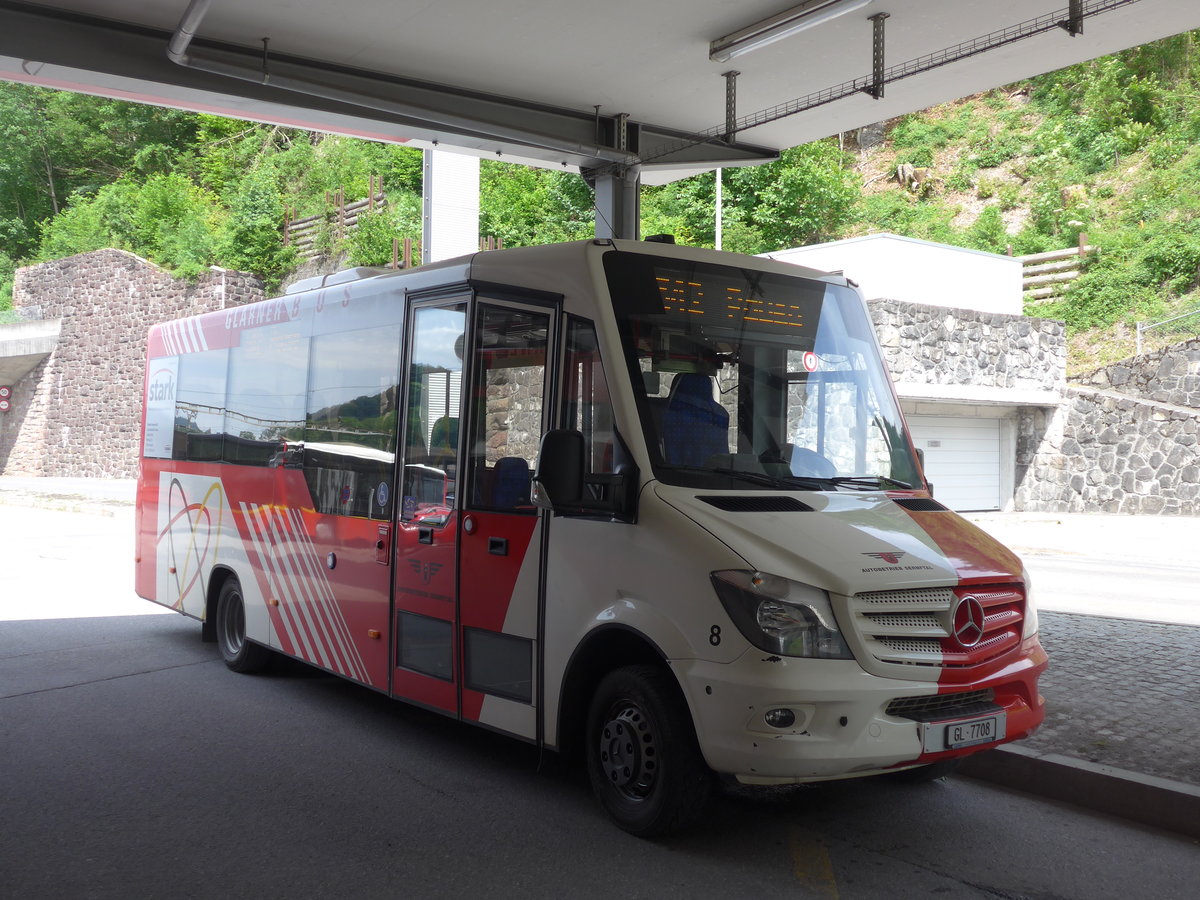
top-left (726, 141), bottom-right (858, 251)
top-left (220, 164), bottom-right (294, 288)
top-left (479, 161), bottom-right (592, 246)
top-left (0, 83), bottom-right (197, 260)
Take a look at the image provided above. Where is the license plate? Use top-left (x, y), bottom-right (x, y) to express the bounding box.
top-left (922, 712), bottom-right (1006, 752)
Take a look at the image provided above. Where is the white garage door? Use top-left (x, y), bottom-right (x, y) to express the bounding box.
top-left (907, 415), bottom-right (1001, 511)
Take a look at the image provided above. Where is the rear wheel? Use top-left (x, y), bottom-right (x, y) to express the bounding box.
top-left (215, 578), bottom-right (273, 673)
top-left (586, 665), bottom-right (711, 837)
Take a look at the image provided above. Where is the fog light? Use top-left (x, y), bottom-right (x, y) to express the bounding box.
top-left (764, 708), bottom-right (796, 729)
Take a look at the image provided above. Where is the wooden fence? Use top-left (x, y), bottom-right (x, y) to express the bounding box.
top-left (283, 175), bottom-right (503, 267)
top-left (283, 176), bottom-right (388, 261)
top-left (1017, 233), bottom-right (1093, 304)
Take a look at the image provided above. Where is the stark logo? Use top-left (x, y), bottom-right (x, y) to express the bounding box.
top-left (408, 559), bottom-right (444, 585)
top-left (863, 551), bottom-right (906, 565)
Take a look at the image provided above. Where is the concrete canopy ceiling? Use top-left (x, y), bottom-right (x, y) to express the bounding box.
top-left (1, 1), bottom-right (1198, 184)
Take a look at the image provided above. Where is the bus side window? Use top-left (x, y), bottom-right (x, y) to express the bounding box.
top-left (564, 318), bottom-right (619, 501)
top-left (225, 323), bottom-right (308, 466)
top-left (467, 305), bottom-right (550, 513)
top-left (172, 348), bottom-right (228, 462)
top-left (303, 324), bottom-right (403, 519)
top-left (401, 304), bottom-right (467, 526)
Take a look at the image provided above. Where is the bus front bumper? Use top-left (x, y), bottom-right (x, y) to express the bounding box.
top-left (675, 639), bottom-right (1046, 784)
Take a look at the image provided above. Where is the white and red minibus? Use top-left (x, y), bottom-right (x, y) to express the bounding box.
top-left (136, 239), bottom-right (1046, 835)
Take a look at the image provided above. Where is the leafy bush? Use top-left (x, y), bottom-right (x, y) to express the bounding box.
top-left (890, 107), bottom-right (975, 150)
top-left (0, 249), bottom-right (13, 312)
top-left (970, 134), bottom-right (1022, 168)
top-left (36, 173), bottom-right (222, 276)
top-left (966, 206), bottom-right (1008, 253)
top-left (856, 193), bottom-right (958, 246)
top-left (219, 164), bottom-right (294, 289)
top-left (728, 141), bottom-right (858, 250)
top-left (895, 147), bottom-right (934, 168)
top-left (341, 197), bottom-right (421, 267)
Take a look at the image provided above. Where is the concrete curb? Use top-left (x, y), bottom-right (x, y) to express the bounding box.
top-left (959, 744), bottom-right (1200, 841)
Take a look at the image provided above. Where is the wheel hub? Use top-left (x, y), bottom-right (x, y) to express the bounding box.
top-left (598, 705), bottom-right (656, 794)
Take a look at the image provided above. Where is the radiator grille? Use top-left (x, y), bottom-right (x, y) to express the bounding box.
top-left (886, 689), bottom-right (996, 721)
top-left (850, 584), bottom-right (1025, 670)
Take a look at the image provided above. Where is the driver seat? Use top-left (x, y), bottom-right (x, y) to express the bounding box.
top-left (661, 374), bottom-right (729, 467)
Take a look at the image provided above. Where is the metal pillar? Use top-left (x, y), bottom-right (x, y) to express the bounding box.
top-left (593, 165), bottom-right (642, 240)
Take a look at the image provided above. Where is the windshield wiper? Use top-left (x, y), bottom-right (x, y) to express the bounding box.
top-left (712, 468), bottom-right (829, 490)
top-left (663, 465), bottom-right (825, 491)
top-left (826, 475), bottom-right (914, 491)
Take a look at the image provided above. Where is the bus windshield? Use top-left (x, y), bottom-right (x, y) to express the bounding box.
top-left (604, 251), bottom-right (921, 492)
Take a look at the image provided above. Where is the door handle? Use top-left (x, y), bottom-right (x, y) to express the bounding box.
top-left (488, 537), bottom-right (508, 556)
top-left (375, 523), bottom-right (391, 565)
top-left (418, 527), bottom-right (434, 545)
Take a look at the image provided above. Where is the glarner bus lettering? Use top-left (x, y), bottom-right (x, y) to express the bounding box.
top-left (137, 240), bottom-right (1046, 837)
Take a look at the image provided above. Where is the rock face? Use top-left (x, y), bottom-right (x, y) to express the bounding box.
top-left (0, 250), bottom-right (263, 477)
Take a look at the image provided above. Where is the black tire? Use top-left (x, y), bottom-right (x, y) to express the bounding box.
top-left (586, 665), bottom-right (712, 837)
top-left (887, 757), bottom-right (962, 783)
top-left (215, 578), bottom-right (273, 673)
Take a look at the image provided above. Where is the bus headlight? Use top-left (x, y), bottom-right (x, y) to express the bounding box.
top-left (1022, 570), bottom-right (1039, 639)
top-left (711, 570), bottom-right (853, 660)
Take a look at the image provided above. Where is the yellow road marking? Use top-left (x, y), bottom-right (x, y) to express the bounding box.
top-left (789, 826), bottom-right (839, 898)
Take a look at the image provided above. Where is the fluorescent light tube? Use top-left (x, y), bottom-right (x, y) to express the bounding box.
top-left (710, 0), bottom-right (875, 62)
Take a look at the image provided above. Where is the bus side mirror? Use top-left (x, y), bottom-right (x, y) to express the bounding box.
top-left (533, 429), bottom-right (585, 512)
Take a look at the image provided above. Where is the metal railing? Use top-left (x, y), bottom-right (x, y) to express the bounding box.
top-left (1136, 308), bottom-right (1200, 355)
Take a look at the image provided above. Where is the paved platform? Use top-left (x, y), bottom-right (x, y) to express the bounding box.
top-left (3, 476), bottom-right (1198, 838)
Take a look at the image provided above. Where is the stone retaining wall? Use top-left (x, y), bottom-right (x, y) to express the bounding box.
top-left (0, 250), bottom-right (262, 477)
top-left (869, 298), bottom-right (1066, 394)
top-left (1016, 387), bottom-right (1200, 515)
top-left (1076, 338), bottom-right (1200, 408)
top-left (1014, 339), bottom-right (1200, 515)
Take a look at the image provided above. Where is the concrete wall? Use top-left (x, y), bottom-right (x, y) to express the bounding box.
top-left (0, 250), bottom-right (262, 477)
top-left (769, 234), bottom-right (1023, 316)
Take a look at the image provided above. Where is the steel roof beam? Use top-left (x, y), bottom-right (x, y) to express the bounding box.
top-left (0, 2), bottom-right (776, 177)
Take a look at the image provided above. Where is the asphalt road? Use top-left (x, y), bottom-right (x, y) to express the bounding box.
top-left (1020, 553), bottom-right (1200, 625)
top-left (965, 510), bottom-right (1200, 627)
top-left (3, 505), bottom-right (1200, 899)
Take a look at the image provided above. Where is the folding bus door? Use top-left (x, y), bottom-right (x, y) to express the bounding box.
top-left (457, 300), bottom-right (555, 741)
top-left (392, 299), bottom-right (468, 714)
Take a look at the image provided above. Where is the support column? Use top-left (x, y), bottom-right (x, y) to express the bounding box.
top-left (592, 165), bottom-right (641, 240)
top-left (422, 147), bottom-right (481, 264)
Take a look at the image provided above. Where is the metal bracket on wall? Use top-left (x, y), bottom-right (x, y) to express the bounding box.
top-left (864, 13), bottom-right (888, 100)
top-left (723, 70), bottom-right (740, 141)
top-left (1060, 0), bottom-right (1085, 36)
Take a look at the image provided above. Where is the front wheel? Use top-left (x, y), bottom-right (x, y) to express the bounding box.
top-left (586, 665), bottom-right (711, 837)
top-left (215, 578), bottom-right (273, 673)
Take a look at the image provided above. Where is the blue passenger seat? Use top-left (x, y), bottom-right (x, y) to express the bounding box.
top-left (661, 373), bottom-right (729, 467)
top-left (491, 456), bottom-right (532, 509)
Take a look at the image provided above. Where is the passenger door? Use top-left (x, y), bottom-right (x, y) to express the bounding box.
top-left (458, 300), bottom-right (555, 740)
top-left (392, 299), bottom-right (468, 714)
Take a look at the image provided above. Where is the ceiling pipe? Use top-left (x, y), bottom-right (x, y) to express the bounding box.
top-left (166, 0), bottom-right (213, 66)
top-left (166, 0), bottom-right (636, 166)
